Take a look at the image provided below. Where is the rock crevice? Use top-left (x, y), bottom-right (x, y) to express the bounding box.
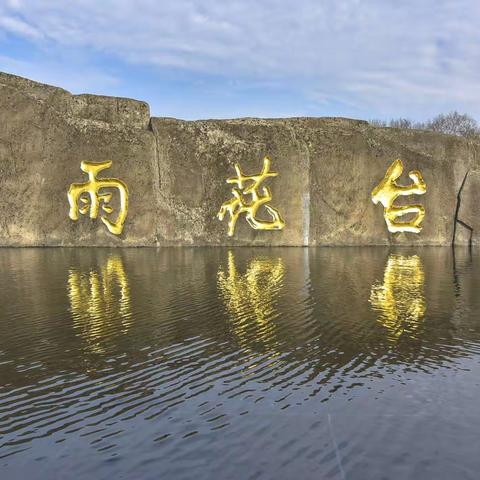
top-left (453, 170), bottom-right (473, 246)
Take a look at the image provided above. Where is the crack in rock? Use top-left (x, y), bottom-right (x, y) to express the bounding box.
top-left (453, 169), bottom-right (474, 247)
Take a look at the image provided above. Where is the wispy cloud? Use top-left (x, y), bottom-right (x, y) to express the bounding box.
top-left (0, 14), bottom-right (43, 39)
top-left (0, 0), bottom-right (479, 120)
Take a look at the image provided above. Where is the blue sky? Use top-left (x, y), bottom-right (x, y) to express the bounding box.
top-left (0, 0), bottom-right (479, 121)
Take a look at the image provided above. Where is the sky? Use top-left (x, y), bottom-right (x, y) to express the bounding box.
top-left (0, 0), bottom-right (479, 121)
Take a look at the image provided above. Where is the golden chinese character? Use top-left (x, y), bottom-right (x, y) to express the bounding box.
top-left (218, 156), bottom-right (285, 236)
top-left (372, 159), bottom-right (426, 233)
top-left (369, 254), bottom-right (426, 342)
top-left (68, 161), bottom-right (128, 235)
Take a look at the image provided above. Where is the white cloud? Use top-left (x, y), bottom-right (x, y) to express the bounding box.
top-left (0, 14), bottom-right (43, 39)
top-left (0, 0), bottom-right (479, 119)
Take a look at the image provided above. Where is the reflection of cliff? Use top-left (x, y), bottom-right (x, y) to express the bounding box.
top-left (68, 254), bottom-right (132, 353)
top-left (217, 251), bottom-right (285, 352)
top-left (2, 247), bottom-right (480, 392)
top-left (369, 254), bottom-right (426, 341)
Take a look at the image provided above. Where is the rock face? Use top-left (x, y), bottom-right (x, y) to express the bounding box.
top-left (1, 71), bottom-right (479, 246)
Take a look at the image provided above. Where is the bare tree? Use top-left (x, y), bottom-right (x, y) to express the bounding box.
top-left (369, 119), bottom-right (387, 127)
top-left (388, 118), bottom-right (414, 129)
top-left (425, 112), bottom-right (478, 138)
top-left (369, 117), bottom-right (418, 130)
top-left (369, 111), bottom-right (479, 140)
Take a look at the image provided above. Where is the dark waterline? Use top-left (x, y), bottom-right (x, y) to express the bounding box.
top-left (0, 247), bottom-right (479, 480)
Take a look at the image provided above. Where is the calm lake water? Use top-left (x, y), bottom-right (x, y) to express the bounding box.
top-left (1, 247), bottom-right (480, 480)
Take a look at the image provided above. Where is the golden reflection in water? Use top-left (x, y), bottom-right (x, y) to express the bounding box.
top-left (217, 251), bottom-right (285, 353)
top-left (369, 254), bottom-right (426, 341)
top-left (68, 255), bottom-right (132, 353)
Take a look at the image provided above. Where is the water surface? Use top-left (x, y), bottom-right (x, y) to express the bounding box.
top-left (1, 247), bottom-right (480, 479)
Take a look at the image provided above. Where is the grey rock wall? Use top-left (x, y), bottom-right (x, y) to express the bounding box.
top-left (1, 71), bottom-right (479, 246)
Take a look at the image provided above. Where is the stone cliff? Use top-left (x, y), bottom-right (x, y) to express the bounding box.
top-left (1, 71), bottom-right (479, 246)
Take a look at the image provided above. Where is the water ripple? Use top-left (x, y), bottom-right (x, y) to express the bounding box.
top-left (1, 247), bottom-right (480, 479)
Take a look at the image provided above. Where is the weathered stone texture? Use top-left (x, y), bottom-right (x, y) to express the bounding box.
top-left (0, 72), bottom-right (157, 246)
top-left (0, 71), bottom-right (479, 246)
top-left (150, 117), bottom-right (309, 245)
top-left (300, 120), bottom-right (478, 245)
